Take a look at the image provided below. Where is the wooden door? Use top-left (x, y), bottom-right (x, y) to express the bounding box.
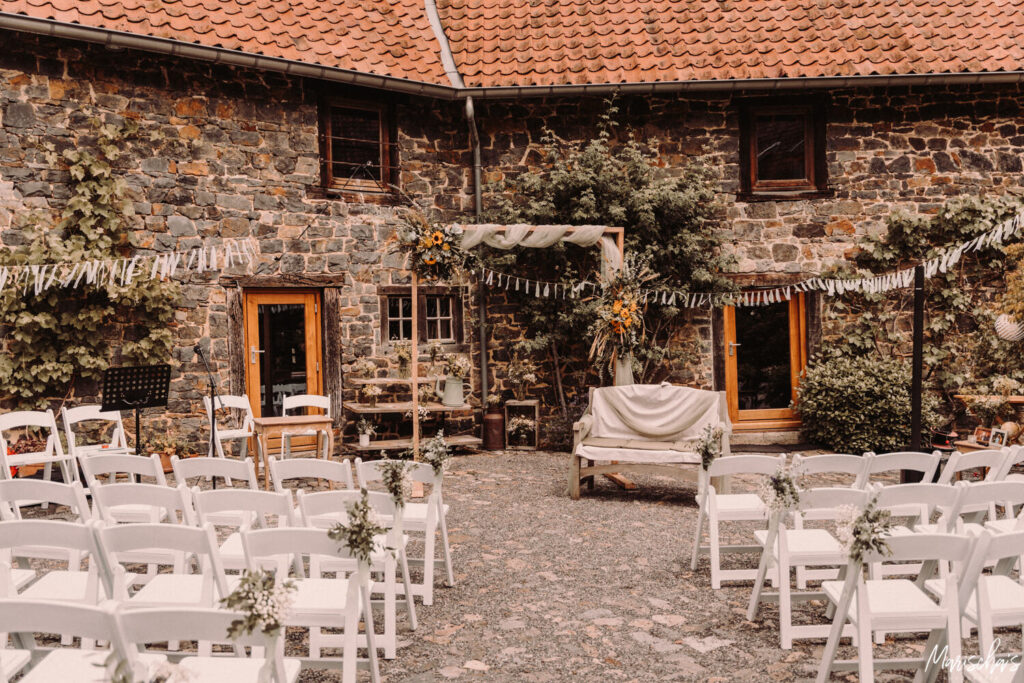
top-left (723, 294), bottom-right (807, 429)
top-left (242, 290), bottom-right (323, 419)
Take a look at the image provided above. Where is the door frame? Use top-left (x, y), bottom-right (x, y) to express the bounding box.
top-left (723, 293), bottom-right (807, 429)
top-left (242, 289), bottom-right (323, 419)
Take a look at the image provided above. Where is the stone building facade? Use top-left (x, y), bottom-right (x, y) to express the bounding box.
top-left (3, 30), bottom-right (1024, 446)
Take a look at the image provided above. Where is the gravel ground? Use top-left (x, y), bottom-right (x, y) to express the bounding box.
top-left (15, 450), bottom-right (1015, 682)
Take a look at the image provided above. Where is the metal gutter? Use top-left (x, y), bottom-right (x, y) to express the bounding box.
top-left (6, 11), bottom-right (1024, 102)
top-left (0, 12), bottom-right (460, 100)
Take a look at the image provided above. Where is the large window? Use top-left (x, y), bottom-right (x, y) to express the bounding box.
top-left (740, 101), bottom-right (827, 196)
top-left (380, 287), bottom-right (464, 345)
top-left (319, 101), bottom-right (393, 192)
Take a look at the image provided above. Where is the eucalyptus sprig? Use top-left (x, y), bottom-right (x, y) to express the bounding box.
top-left (420, 431), bottom-right (452, 475)
top-left (379, 458), bottom-right (411, 509)
top-left (697, 424), bottom-right (724, 471)
top-left (836, 497), bottom-right (894, 563)
top-left (759, 465), bottom-right (802, 513)
top-left (219, 568), bottom-right (296, 639)
top-left (328, 488), bottom-right (388, 564)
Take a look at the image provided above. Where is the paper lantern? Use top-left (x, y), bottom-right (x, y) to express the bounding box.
top-left (995, 314), bottom-right (1024, 342)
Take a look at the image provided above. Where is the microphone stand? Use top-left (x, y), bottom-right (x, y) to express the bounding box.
top-left (194, 344), bottom-right (219, 489)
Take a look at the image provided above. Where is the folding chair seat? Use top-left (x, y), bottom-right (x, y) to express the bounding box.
top-left (0, 519), bottom-right (106, 608)
top-left (0, 479), bottom-right (92, 582)
top-left (241, 527), bottom-right (380, 682)
top-left (0, 599), bottom-right (165, 683)
top-left (191, 487), bottom-right (294, 573)
top-left (356, 458), bottom-right (453, 606)
top-left (748, 487), bottom-right (871, 649)
top-left (816, 533), bottom-right (986, 683)
top-left (281, 394), bottom-right (332, 460)
top-left (203, 395), bottom-right (264, 479)
top-left (297, 488), bottom-right (418, 659)
top-left (690, 453), bottom-right (785, 589)
top-left (115, 606), bottom-right (300, 683)
top-left (0, 410), bottom-right (78, 492)
top-left (80, 454), bottom-right (169, 524)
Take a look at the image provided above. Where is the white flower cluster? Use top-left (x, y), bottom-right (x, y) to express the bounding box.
top-left (221, 569), bottom-right (296, 639)
top-left (420, 431), bottom-right (452, 475)
top-left (758, 465), bottom-right (802, 513)
top-left (833, 504), bottom-right (861, 556)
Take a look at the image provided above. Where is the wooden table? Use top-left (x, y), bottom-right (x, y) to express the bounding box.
top-left (252, 415), bottom-right (334, 490)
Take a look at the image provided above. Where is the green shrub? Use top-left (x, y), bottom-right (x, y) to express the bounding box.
top-left (795, 353), bottom-right (940, 454)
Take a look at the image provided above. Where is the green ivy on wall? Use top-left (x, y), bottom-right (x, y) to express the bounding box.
top-left (823, 195), bottom-right (1024, 419)
top-left (0, 120), bottom-right (179, 408)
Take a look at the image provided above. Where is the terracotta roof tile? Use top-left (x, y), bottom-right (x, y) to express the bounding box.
top-left (3, 1), bottom-right (1024, 90)
top-left (0, 0), bottom-right (449, 85)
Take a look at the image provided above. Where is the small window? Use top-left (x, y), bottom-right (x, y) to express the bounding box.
top-left (381, 288), bottom-right (463, 344)
top-left (319, 101), bottom-right (392, 192)
top-left (740, 102), bottom-right (826, 195)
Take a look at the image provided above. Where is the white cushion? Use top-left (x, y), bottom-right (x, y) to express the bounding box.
top-left (927, 575), bottom-right (1024, 624)
top-left (576, 445), bottom-right (699, 464)
top-left (130, 574), bottom-right (206, 606)
top-left (0, 648), bottom-right (30, 679)
top-left (20, 650), bottom-right (165, 683)
top-left (178, 655), bottom-right (301, 682)
top-left (823, 579), bottom-right (946, 628)
top-left (289, 578), bottom-right (349, 622)
top-left (754, 528), bottom-right (844, 564)
top-left (965, 658), bottom-right (1020, 683)
top-left (19, 571), bottom-right (93, 602)
top-left (712, 493), bottom-right (766, 519)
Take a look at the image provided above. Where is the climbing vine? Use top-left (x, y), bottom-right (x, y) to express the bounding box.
top-left (0, 119), bottom-right (179, 408)
top-left (822, 195), bottom-right (1024, 419)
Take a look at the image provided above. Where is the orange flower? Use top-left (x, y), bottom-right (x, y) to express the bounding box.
top-left (612, 300), bottom-right (622, 314)
top-left (431, 230), bottom-right (444, 245)
top-left (442, 243), bottom-right (450, 251)
top-left (424, 257), bottom-right (437, 265)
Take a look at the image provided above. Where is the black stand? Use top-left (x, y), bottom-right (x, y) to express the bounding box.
top-left (101, 365), bottom-right (171, 456)
top-left (194, 345), bottom-right (219, 485)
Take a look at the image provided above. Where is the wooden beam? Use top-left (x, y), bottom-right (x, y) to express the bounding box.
top-left (411, 270), bottom-right (423, 498)
top-left (222, 274), bottom-right (350, 288)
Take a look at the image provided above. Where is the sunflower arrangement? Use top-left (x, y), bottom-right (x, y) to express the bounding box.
top-left (394, 210), bottom-right (469, 281)
top-left (588, 254), bottom-right (653, 374)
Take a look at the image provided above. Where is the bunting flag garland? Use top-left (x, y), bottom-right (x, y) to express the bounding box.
top-left (477, 209), bottom-right (1024, 308)
top-left (0, 237), bottom-right (259, 298)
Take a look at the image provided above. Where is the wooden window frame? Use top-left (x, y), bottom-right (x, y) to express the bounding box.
top-left (738, 99), bottom-right (828, 199)
top-left (319, 99), bottom-right (395, 194)
top-left (379, 286), bottom-right (465, 347)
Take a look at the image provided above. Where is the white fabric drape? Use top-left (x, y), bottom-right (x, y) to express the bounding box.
top-left (587, 383), bottom-right (723, 441)
top-left (460, 224), bottom-right (622, 280)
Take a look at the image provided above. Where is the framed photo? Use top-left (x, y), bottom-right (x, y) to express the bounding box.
top-left (990, 428), bottom-right (1010, 448)
top-left (974, 427), bottom-right (993, 445)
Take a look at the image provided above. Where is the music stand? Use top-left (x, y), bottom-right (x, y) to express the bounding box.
top-left (101, 365), bottom-right (171, 456)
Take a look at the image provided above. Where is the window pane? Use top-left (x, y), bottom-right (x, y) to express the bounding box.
top-left (388, 320), bottom-right (403, 341)
top-left (426, 296), bottom-right (438, 317)
top-left (330, 107), bottom-right (382, 181)
top-left (439, 319), bottom-right (452, 340)
top-left (388, 297), bottom-right (401, 318)
top-left (438, 297), bottom-right (451, 316)
top-left (400, 296), bottom-right (411, 316)
top-left (401, 320), bottom-right (412, 340)
top-left (426, 319), bottom-right (438, 340)
top-left (755, 114), bottom-right (807, 181)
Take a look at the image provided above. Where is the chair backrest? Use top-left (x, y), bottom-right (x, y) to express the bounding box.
top-left (356, 457), bottom-right (439, 487)
top-left (705, 453), bottom-right (786, 479)
top-left (296, 488), bottom-right (397, 530)
top-left (90, 482), bottom-right (195, 525)
top-left (171, 455), bottom-right (257, 489)
top-left (948, 481), bottom-right (1024, 521)
top-left (936, 449), bottom-right (1009, 485)
top-left (192, 488), bottom-right (294, 529)
top-left (858, 451), bottom-right (942, 487)
top-left (203, 395), bottom-right (255, 431)
top-left (282, 393), bottom-right (331, 418)
top-left (791, 453), bottom-right (868, 486)
top-left (983, 529), bottom-right (1024, 575)
top-left (996, 444), bottom-right (1024, 479)
top-left (242, 526), bottom-right (359, 575)
top-left (0, 518), bottom-right (99, 562)
top-left (268, 455), bottom-right (354, 493)
top-left (80, 453), bottom-right (166, 487)
top-left (0, 409), bottom-right (64, 470)
top-left (863, 531), bottom-right (978, 566)
top-left (60, 404), bottom-right (129, 458)
top-left (0, 599), bottom-right (120, 648)
top-left (114, 607), bottom-right (289, 683)
top-left (0, 479), bottom-right (91, 522)
top-left (796, 487), bottom-right (871, 521)
top-left (870, 482), bottom-right (961, 529)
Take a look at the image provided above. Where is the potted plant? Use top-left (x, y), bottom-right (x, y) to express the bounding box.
top-left (393, 340), bottom-right (413, 378)
top-left (435, 353), bottom-right (471, 407)
top-left (361, 384), bottom-right (383, 408)
top-left (506, 415), bottom-right (536, 448)
top-left (350, 358), bottom-right (377, 379)
top-left (997, 243), bottom-right (1024, 341)
top-left (356, 418), bottom-right (376, 448)
top-left (148, 435), bottom-right (195, 473)
top-left (506, 352), bottom-right (539, 402)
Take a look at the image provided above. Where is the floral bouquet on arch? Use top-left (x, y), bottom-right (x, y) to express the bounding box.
top-left (588, 254), bottom-right (653, 377)
top-left (394, 210), bottom-right (470, 282)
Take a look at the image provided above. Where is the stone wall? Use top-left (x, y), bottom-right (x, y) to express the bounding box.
top-left (4, 30), bottom-right (1024, 447)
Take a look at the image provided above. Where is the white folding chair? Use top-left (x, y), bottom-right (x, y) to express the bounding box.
top-left (60, 405), bottom-right (132, 465)
top-left (356, 458), bottom-right (453, 606)
top-left (241, 527), bottom-right (381, 683)
top-left (80, 453), bottom-right (168, 524)
top-left (997, 444), bottom-right (1024, 482)
top-left (297, 488), bottom-right (418, 659)
top-left (939, 469), bottom-right (1023, 532)
top-left (748, 487), bottom-right (871, 649)
top-left (203, 394), bottom-right (264, 470)
top-left (114, 606), bottom-right (299, 683)
top-left (171, 455), bottom-right (258, 490)
top-left (791, 453), bottom-right (869, 488)
top-left (281, 394), bottom-right (332, 460)
top-left (0, 599), bottom-right (165, 683)
top-left (690, 453), bottom-right (786, 589)
top-left (816, 532), bottom-right (987, 683)
top-left (856, 451), bottom-right (942, 488)
top-left (0, 410), bottom-right (77, 491)
top-left (937, 449), bottom-right (1010, 485)
top-left (269, 455), bottom-right (354, 496)
top-left (192, 487), bottom-right (295, 573)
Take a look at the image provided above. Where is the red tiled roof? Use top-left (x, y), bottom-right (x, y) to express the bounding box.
top-left (0, 0), bottom-right (449, 85)
top-left (438, 0), bottom-right (1024, 87)
top-left (3, 0), bottom-right (1024, 90)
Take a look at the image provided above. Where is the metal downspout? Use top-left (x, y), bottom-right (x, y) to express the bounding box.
top-left (465, 96), bottom-right (488, 402)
